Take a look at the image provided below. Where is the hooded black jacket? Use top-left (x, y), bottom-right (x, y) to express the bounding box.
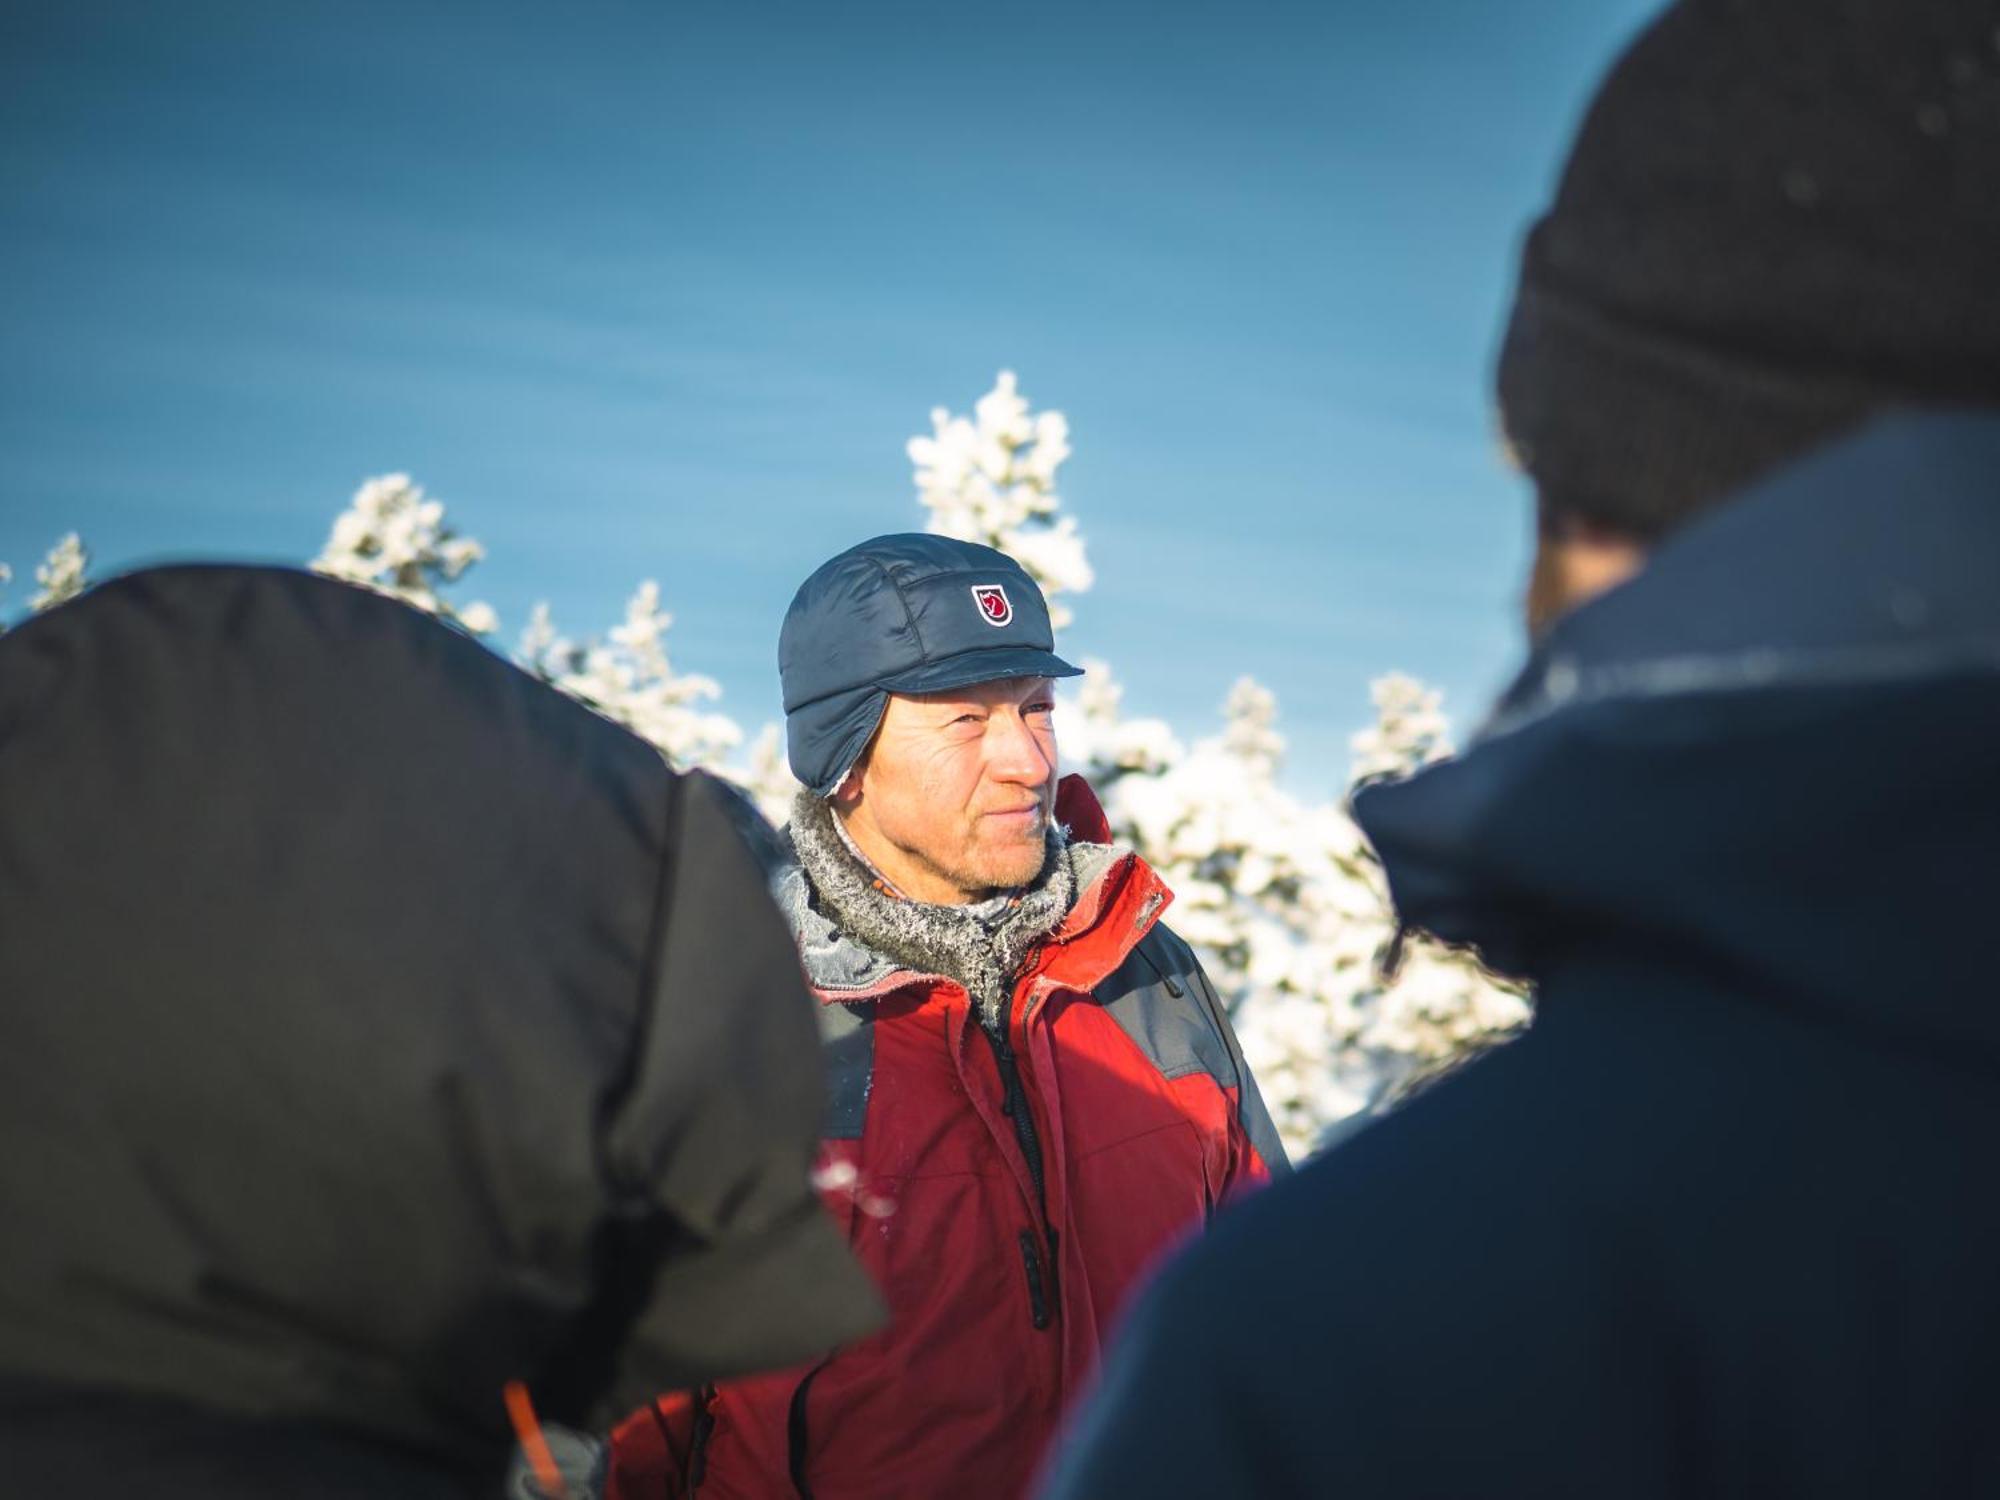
top-left (0, 565), bottom-right (881, 1497)
top-left (1041, 412), bottom-right (2000, 1498)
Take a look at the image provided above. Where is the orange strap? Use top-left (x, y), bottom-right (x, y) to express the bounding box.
top-left (504, 1380), bottom-right (568, 1500)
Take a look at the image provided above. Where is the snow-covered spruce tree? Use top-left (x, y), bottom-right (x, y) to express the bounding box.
top-left (0, 533), bottom-right (94, 633)
top-left (910, 370), bottom-right (1091, 628)
top-left (517, 587), bottom-right (744, 775)
top-left (1073, 664), bottom-right (1530, 1156)
top-left (312, 475), bottom-right (497, 635)
top-left (33, 533), bottom-right (90, 613)
top-left (517, 592), bottom-right (796, 815)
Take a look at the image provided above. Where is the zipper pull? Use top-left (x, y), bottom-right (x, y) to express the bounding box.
top-left (1018, 1230), bottom-right (1052, 1330)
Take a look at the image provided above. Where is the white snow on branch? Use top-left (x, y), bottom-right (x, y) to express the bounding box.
top-left (518, 587), bottom-right (744, 773)
top-left (32, 534), bottom-right (89, 612)
top-left (911, 372), bottom-right (1092, 629)
top-left (312, 474), bottom-right (496, 634)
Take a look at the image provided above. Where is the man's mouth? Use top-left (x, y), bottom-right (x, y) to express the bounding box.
top-left (983, 806), bottom-right (1044, 825)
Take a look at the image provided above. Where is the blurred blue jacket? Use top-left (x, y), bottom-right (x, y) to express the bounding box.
top-left (1041, 412), bottom-right (2000, 1500)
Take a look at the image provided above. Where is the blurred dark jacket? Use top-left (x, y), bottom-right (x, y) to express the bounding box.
top-left (0, 565), bottom-right (881, 1498)
top-left (1041, 412), bottom-right (2000, 1499)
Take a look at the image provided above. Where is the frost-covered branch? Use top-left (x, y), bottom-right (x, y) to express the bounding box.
top-left (312, 474), bottom-right (496, 634)
top-left (518, 587), bottom-right (743, 774)
top-left (911, 372), bottom-right (1092, 629)
top-left (1349, 671), bottom-right (1452, 782)
top-left (32, 534), bottom-right (89, 612)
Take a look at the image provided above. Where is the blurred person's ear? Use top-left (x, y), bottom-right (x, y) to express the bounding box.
top-left (1524, 499), bottom-right (1648, 638)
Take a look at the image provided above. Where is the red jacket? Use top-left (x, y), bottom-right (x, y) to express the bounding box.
top-left (609, 777), bottom-right (1287, 1500)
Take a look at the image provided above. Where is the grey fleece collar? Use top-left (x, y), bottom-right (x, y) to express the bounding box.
top-left (784, 791), bottom-right (1086, 1027)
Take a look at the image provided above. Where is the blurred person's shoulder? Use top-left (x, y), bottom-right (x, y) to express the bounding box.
top-left (1100, 1019), bottom-right (1720, 1493)
top-left (1148, 1028), bottom-right (1586, 1348)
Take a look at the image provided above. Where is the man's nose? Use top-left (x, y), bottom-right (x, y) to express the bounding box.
top-left (984, 711), bottom-right (1053, 787)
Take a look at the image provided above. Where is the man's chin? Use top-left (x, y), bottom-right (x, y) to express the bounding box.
top-left (966, 836), bottom-right (1050, 893)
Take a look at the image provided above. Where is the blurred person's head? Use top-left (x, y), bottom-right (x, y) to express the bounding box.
top-left (0, 565), bottom-right (883, 1498)
top-left (779, 534), bottom-right (1081, 904)
top-left (1498, 0), bottom-right (2000, 635)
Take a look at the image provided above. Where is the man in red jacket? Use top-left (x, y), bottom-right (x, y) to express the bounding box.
top-left (609, 533), bottom-right (1287, 1500)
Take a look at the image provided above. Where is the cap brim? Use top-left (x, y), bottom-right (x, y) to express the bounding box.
top-left (876, 646), bottom-right (1083, 697)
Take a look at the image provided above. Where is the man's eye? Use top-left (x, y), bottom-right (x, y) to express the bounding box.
top-left (1025, 702), bottom-right (1055, 717)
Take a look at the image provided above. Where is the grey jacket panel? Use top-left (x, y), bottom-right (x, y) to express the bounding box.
top-left (1098, 926), bottom-right (1292, 1177)
top-left (816, 999), bottom-right (876, 1141)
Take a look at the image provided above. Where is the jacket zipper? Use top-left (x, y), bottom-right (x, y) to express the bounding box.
top-left (985, 993), bottom-right (1048, 1214)
top-left (982, 992), bottom-right (1059, 1330)
top-left (1017, 1229), bottom-right (1052, 1329)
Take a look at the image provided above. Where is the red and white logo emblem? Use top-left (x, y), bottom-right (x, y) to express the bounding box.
top-left (971, 584), bottom-right (1013, 627)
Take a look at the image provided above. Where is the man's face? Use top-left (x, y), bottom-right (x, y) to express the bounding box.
top-left (1524, 502), bottom-right (1649, 638)
top-left (835, 675), bottom-right (1058, 905)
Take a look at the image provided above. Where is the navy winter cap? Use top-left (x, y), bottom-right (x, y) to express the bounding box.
top-left (780, 533), bottom-right (1082, 797)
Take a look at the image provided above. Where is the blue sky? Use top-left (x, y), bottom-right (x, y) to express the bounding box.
top-left (1, 0), bottom-right (1661, 792)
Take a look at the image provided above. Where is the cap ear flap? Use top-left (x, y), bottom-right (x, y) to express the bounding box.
top-left (798, 688), bottom-right (889, 799)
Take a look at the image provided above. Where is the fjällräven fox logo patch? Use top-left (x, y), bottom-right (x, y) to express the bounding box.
top-left (972, 585), bottom-right (1012, 627)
